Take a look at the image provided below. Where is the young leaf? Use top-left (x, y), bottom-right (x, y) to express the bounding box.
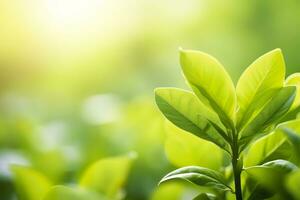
top-left (11, 165), bottom-right (52, 200)
top-left (159, 166), bottom-right (232, 192)
top-left (180, 49), bottom-right (236, 130)
top-left (236, 49), bottom-right (285, 131)
top-left (286, 170), bottom-right (300, 199)
top-left (239, 86), bottom-right (296, 150)
top-left (79, 153), bottom-right (136, 198)
top-left (244, 160), bottom-right (298, 192)
top-left (244, 130), bottom-right (292, 167)
top-left (285, 73), bottom-right (300, 111)
top-left (42, 186), bottom-right (104, 200)
top-left (155, 88), bottom-right (230, 150)
top-left (164, 122), bottom-right (225, 170)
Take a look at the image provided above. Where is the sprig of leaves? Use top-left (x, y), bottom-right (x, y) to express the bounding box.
top-left (155, 48), bottom-right (300, 200)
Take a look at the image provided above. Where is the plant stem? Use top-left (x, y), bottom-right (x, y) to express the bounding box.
top-left (232, 135), bottom-right (243, 200)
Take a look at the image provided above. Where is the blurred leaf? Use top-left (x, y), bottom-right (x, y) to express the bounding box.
top-left (150, 182), bottom-right (197, 200)
top-left (244, 130), bottom-right (292, 167)
top-left (244, 159), bottom-right (297, 192)
top-left (79, 153), bottom-right (136, 198)
top-left (244, 178), bottom-right (273, 200)
top-left (193, 193), bottom-right (216, 200)
top-left (285, 73), bottom-right (300, 111)
top-left (278, 119), bottom-right (300, 165)
top-left (164, 122), bottom-right (224, 170)
top-left (236, 49), bottom-right (285, 131)
top-left (180, 49), bottom-right (236, 131)
top-left (155, 87), bottom-right (230, 151)
top-left (159, 166), bottom-right (232, 192)
top-left (239, 86), bottom-right (296, 150)
top-left (42, 185), bottom-right (104, 200)
top-left (11, 165), bottom-right (52, 200)
top-left (286, 170), bottom-right (300, 199)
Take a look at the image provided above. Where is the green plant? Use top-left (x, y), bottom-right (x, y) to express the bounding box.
top-left (10, 153), bottom-right (136, 200)
top-left (155, 48), bottom-right (300, 200)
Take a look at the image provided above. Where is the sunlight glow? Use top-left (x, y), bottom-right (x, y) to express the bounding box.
top-left (44, 0), bottom-right (105, 30)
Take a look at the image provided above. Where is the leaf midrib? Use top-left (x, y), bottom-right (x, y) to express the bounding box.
top-left (156, 95), bottom-right (212, 142)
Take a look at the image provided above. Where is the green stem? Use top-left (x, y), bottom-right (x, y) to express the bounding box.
top-left (232, 134), bottom-right (243, 200)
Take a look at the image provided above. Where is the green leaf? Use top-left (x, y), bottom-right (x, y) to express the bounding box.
top-left (244, 130), bottom-right (292, 167)
top-left (11, 165), bottom-right (52, 200)
top-left (244, 160), bottom-right (298, 192)
top-left (285, 73), bottom-right (300, 111)
top-left (180, 49), bottom-right (236, 130)
top-left (159, 166), bottom-right (232, 192)
top-left (236, 49), bottom-right (285, 130)
top-left (79, 153), bottom-right (136, 198)
top-left (244, 178), bottom-right (274, 200)
top-left (286, 170), bottom-right (300, 199)
top-left (150, 182), bottom-right (200, 200)
top-left (42, 186), bottom-right (104, 200)
top-left (155, 87), bottom-right (230, 151)
top-left (279, 120), bottom-right (300, 163)
top-left (193, 193), bottom-right (216, 200)
top-left (164, 122), bottom-right (224, 170)
top-left (239, 86), bottom-right (296, 150)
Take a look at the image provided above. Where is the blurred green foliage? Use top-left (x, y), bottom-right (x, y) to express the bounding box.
top-left (1, 0), bottom-right (300, 199)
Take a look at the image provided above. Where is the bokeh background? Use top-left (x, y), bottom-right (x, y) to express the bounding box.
top-left (1, 0), bottom-right (300, 199)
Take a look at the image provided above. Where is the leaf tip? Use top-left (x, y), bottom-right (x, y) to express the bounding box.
top-left (269, 48), bottom-right (283, 57)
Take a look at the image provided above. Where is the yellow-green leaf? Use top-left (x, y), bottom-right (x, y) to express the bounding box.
top-left (155, 87), bottom-right (230, 151)
top-left (79, 153), bottom-right (136, 198)
top-left (159, 166), bottom-right (232, 192)
top-left (278, 119), bottom-right (300, 163)
top-left (42, 186), bottom-right (104, 200)
top-left (244, 160), bottom-right (297, 192)
top-left (244, 130), bottom-right (292, 167)
top-left (286, 170), bottom-right (300, 199)
top-left (150, 182), bottom-right (198, 200)
top-left (236, 49), bottom-right (285, 130)
top-left (285, 73), bottom-right (300, 111)
top-left (164, 122), bottom-right (224, 170)
top-left (11, 165), bottom-right (52, 200)
top-left (180, 49), bottom-right (236, 130)
top-left (239, 86), bottom-right (296, 150)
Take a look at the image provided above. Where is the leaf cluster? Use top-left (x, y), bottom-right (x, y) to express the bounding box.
top-left (155, 48), bottom-right (300, 199)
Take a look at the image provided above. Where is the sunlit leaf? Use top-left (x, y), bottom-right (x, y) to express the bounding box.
top-left (155, 87), bottom-right (230, 151)
top-left (244, 130), bottom-right (292, 167)
top-left (236, 49), bottom-right (285, 130)
top-left (159, 166), bottom-right (232, 192)
top-left (285, 73), bottom-right (300, 111)
top-left (11, 165), bottom-right (52, 200)
top-left (150, 182), bottom-right (199, 200)
top-left (244, 177), bottom-right (274, 200)
top-left (239, 86), bottom-right (296, 150)
top-left (180, 49), bottom-right (236, 130)
top-left (279, 120), bottom-right (300, 163)
top-left (244, 160), bottom-right (297, 192)
top-left (42, 186), bottom-right (104, 200)
top-left (286, 170), bottom-right (300, 199)
top-left (79, 153), bottom-right (136, 198)
top-left (193, 193), bottom-right (216, 200)
top-left (164, 122), bottom-right (224, 170)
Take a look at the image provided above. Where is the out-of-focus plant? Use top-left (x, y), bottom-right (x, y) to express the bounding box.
top-left (10, 153), bottom-right (136, 200)
top-left (155, 48), bottom-right (300, 199)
